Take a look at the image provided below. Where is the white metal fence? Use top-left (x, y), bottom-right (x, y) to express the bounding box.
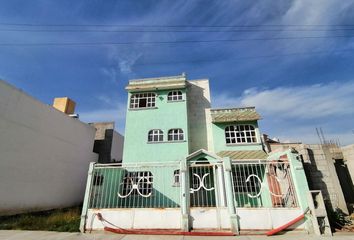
top-left (88, 163), bottom-right (181, 209)
top-left (231, 161), bottom-right (298, 208)
top-left (87, 160), bottom-right (298, 210)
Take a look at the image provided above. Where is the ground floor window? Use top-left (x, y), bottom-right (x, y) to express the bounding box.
top-left (120, 171), bottom-right (153, 197)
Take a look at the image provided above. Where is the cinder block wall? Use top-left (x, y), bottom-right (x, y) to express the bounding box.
top-left (0, 80), bottom-right (98, 216)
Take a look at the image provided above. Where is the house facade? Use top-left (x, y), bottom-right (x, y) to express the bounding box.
top-left (81, 74), bottom-right (318, 234)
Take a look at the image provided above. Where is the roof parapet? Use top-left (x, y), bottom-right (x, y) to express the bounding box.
top-left (126, 74), bottom-right (187, 92)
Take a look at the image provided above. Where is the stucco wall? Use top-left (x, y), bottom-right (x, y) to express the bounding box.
top-left (123, 89), bottom-right (189, 163)
top-left (0, 80), bottom-right (98, 215)
top-left (186, 80), bottom-right (212, 153)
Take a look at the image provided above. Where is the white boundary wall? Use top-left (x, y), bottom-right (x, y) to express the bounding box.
top-left (87, 208), bottom-right (181, 230)
top-left (0, 80), bottom-right (98, 215)
top-left (86, 207), bottom-right (305, 230)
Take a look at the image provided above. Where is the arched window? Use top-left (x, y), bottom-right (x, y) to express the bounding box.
top-left (167, 90), bottom-right (183, 101)
top-left (130, 92), bottom-right (156, 109)
top-left (225, 125), bottom-right (257, 144)
top-left (168, 128), bottom-right (184, 141)
top-left (148, 129), bottom-right (163, 142)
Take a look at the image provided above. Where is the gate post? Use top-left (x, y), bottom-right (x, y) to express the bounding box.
top-left (223, 157), bottom-right (239, 235)
top-left (180, 159), bottom-right (190, 231)
top-left (80, 162), bottom-right (95, 233)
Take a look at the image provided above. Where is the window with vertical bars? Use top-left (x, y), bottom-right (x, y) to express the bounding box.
top-left (121, 171), bottom-right (153, 196)
top-left (173, 170), bottom-right (180, 186)
top-left (225, 125), bottom-right (257, 144)
top-left (130, 93), bottom-right (156, 109)
top-left (168, 129), bottom-right (184, 141)
top-left (148, 129), bottom-right (163, 142)
top-left (167, 90), bottom-right (183, 101)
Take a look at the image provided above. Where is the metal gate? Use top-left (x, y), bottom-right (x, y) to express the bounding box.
top-left (189, 163), bottom-right (217, 207)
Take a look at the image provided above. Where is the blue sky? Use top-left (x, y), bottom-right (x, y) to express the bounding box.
top-left (1, 0), bottom-right (354, 145)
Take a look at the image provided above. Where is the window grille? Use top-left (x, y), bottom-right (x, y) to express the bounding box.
top-left (173, 169), bottom-right (180, 186)
top-left (167, 90), bottom-right (183, 101)
top-left (148, 129), bottom-right (163, 142)
top-left (225, 124), bottom-right (257, 144)
top-left (232, 165), bottom-right (261, 193)
top-left (93, 174), bottom-right (104, 186)
top-left (130, 93), bottom-right (156, 109)
top-left (168, 128), bottom-right (184, 141)
top-left (120, 171), bottom-right (153, 197)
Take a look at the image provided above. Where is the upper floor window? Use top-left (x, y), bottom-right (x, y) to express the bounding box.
top-left (148, 129), bottom-right (163, 142)
top-left (167, 90), bottom-right (183, 101)
top-left (168, 128), bottom-right (184, 141)
top-left (225, 124), bottom-right (257, 144)
top-left (130, 93), bottom-right (156, 109)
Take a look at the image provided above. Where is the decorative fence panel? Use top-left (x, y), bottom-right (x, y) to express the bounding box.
top-left (230, 161), bottom-right (298, 208)
top-left (88, 162), bottom-right (181, 209)
top-left (189, 164), bottom-right (217, 207)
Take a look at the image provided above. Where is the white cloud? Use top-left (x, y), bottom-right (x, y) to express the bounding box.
top-left (213, 80), bottom-right (354, 119)
top-left (106, 46), bottom-right (143, 77)
top-left (101, 68), bottom-right (118, 84)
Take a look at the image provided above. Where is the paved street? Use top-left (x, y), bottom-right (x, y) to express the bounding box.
top-left (0, 231), bottom-right (353, 240)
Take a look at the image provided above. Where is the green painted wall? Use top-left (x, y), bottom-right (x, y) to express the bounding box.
top-left (123, 89), bottom-right (189, 163)
top-left (211, 120), bottom-right (263, 153)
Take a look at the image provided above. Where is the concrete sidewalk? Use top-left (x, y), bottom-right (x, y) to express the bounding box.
top-left (0, 231), bottom-right (354, 240)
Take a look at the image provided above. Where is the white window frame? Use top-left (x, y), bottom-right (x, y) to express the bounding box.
top-left (167, 90), bottom-right (183, 101)
top-left (148, 129), bottom-right (163, 142)
top-left (130, 92), bottom-right (156, 109)
top-left (225, 124), bottom-right (257, 144)
top-left (168, 128), bottom-right (184, 141)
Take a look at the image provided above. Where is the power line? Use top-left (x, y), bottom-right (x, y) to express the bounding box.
top-left (1, 28), bottom-right (354, 33)
top-left (134, 48), bottom-right (354, 66)
top-left (1, 22), bottom-right (354, 28)
top-left (0, 35), bottom-right (353, 47)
